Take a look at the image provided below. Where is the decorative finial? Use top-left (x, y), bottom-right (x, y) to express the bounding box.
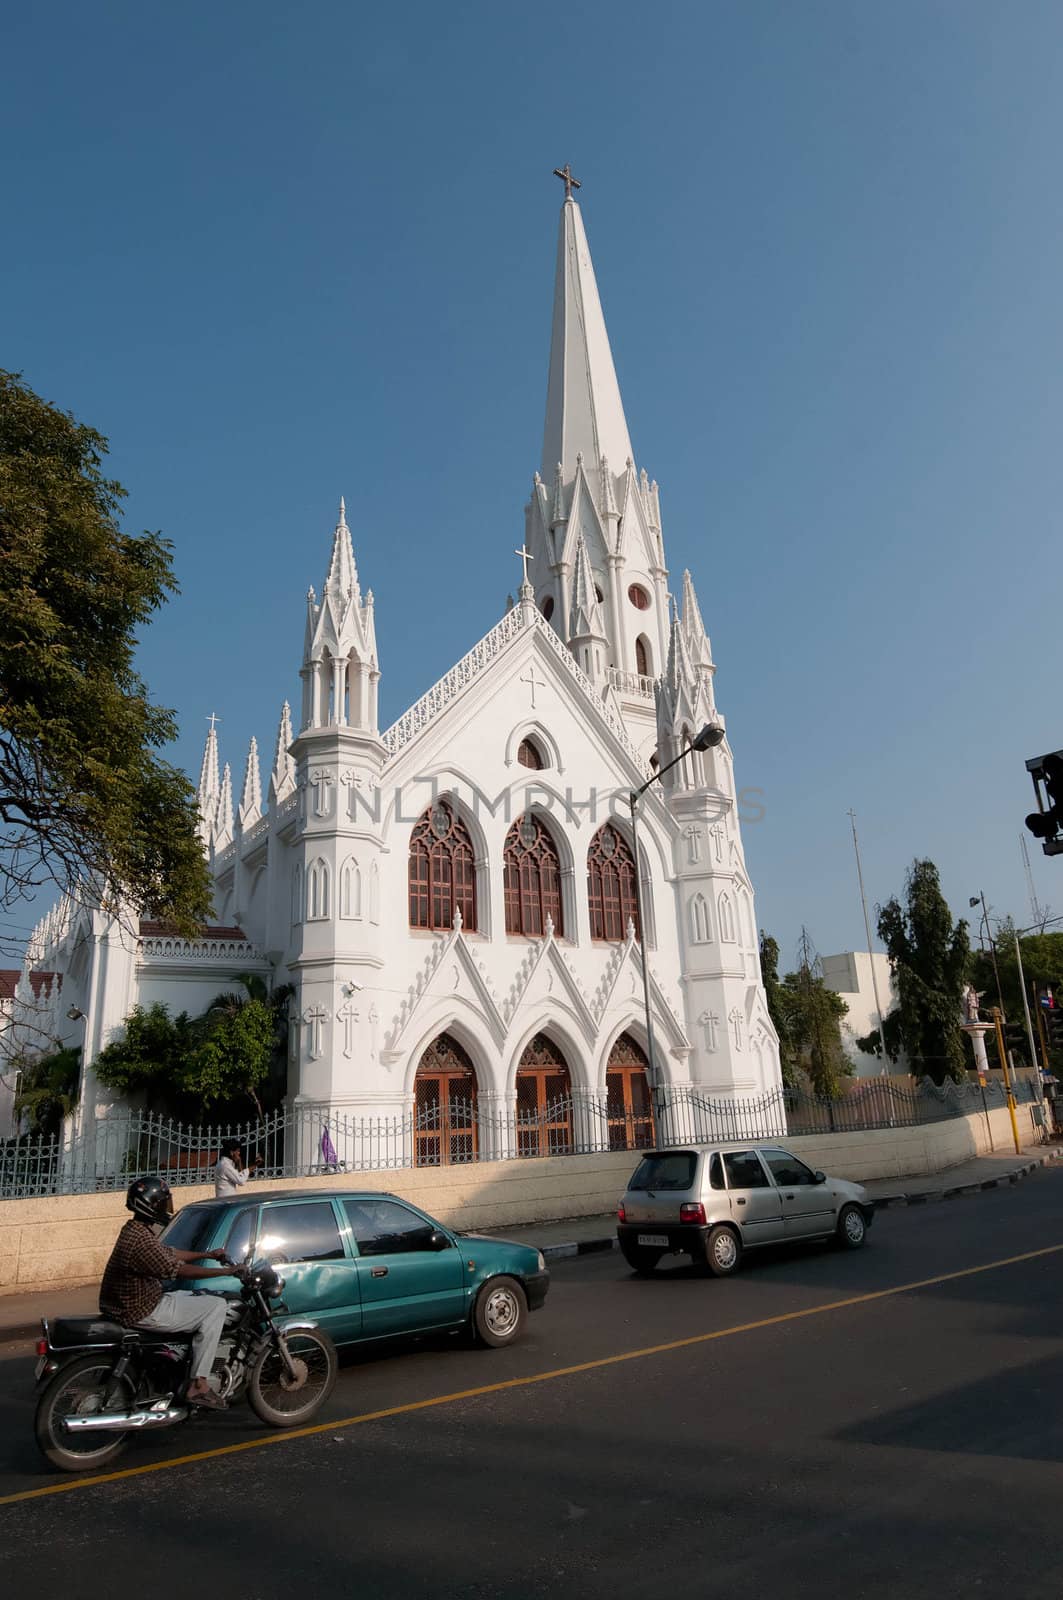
top-left (453, 906), bottom-right (463, 933)
top-left (544, 913), bottom-right (554, 939)
top-left (552, 163), bottom-right (581, 201)
top-left (338, 496), bottom-right (347, 523)
top-left (626, 916), bottom-right (637, 944)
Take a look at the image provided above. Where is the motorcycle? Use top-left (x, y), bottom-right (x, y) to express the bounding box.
top-left (33, 1258), bottom-right (338, 1473)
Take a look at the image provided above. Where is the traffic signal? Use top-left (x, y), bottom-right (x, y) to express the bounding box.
top-left (1004, 1021), bottom-right (1030, 1068)
top-left (1046, 1005), bottom-right (1063, 1055)
top-left (1025, 749), bottom-right (1063, 856)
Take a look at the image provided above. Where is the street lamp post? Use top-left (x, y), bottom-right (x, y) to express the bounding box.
top-left (629, 721), bottom-right (726, 1139)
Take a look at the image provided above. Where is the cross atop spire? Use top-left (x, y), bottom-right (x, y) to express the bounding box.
top-left (552, 162), bottom-right (581, 201)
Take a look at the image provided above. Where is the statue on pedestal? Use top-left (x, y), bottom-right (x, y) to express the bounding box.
top-left (962, 984), bottom-right (983, 1024)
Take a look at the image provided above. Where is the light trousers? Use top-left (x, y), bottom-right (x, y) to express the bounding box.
top-left (138, 1291), bottom-right (227, 1380)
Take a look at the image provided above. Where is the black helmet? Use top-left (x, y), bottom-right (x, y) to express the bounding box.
top-left (126, 1175), bottom-right (173, 1227)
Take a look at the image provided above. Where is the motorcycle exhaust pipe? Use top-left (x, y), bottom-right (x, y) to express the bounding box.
top-left (62, 1405), bottom-right (188, 1433)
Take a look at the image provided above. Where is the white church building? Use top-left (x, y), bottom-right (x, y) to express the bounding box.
top-left (8, 181), bottom-right (782, 1162)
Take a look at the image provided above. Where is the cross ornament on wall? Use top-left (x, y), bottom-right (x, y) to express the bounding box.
top-left (520, 664), bottom-right (547, 709)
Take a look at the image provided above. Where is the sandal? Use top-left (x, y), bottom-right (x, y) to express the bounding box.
top-left (185, 1386), bottom-right (228, 1411)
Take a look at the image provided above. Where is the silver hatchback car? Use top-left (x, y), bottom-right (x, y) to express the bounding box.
top-left (617, 1144), bottom-right (874, 1277)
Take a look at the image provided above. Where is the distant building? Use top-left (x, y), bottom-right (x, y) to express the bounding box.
top-left (819, 952), bottom-right (907, 1077)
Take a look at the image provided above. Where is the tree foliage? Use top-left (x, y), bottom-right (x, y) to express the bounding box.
top-left (969, 921), bottom-right (1063, 1071)
top-left (93, 977), bottom-right (292, 1119)
top-left (11, 1045), bottom-right (81, 1136)
top-left (761, 929), bottom-right (851, 1095)
top-left (876, 859), bottom-right (970, 1083)
top-left (0, 370), bottom-right (210, 937)
top-left (759, 931), bottom-right (798, 1088)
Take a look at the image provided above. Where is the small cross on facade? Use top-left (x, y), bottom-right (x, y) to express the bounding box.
top-left (553, 163), bottom-right (581, 200)
top-left (520, 664), bottom-right (547, 709)
top-left (514, 545), bottom-right (534, 587)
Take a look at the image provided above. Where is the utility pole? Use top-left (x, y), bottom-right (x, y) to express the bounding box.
top-left (847, 811), bottom-right (889, 1075)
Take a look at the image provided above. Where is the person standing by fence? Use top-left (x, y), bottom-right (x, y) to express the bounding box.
top-left (213, 1140), bottom-right (262, 1198)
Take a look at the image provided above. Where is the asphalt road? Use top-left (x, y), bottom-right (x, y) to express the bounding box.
top-left (3, 1171), bottom-right (1063, 1599)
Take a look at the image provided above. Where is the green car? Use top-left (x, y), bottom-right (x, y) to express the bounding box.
top-left (158, 1188), bottom-right (550, 1349)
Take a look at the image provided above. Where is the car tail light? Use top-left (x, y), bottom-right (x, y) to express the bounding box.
top-left (35, 1338), bottom-right (48, 1357)
top-left (679, 1202), bottom-right (706, 1225)
top-left (617, 1202), bottom-right (626, 1224)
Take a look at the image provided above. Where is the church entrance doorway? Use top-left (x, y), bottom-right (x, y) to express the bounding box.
top-left (515, 1034), bottom-right (573, 1157)
top-left (605, 1033), bottom-right (655, 1151)
top-left (414, 1033), bottom-right (478, 1166)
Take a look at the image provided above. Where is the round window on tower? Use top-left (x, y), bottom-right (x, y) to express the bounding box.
top-left (628, 584), bottom-right (651, 611)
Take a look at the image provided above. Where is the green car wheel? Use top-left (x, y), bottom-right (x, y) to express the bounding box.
top-left (473, 1276), bottom-right (527, 1347)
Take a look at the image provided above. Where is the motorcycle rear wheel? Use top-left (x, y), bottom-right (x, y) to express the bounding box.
top-left (248, 1329), bottom-right (337, 1427)
top-left (35, 1355), bottom-right (136, 1472)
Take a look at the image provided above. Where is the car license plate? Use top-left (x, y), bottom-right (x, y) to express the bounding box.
top-left (637, 1233), bottom-right (669, 1247)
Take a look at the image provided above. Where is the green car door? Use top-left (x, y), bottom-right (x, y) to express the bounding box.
top-left (341, 1197), bottom-right (466, 1338)
top-left (254, 1197), bottom-right (362, 1342)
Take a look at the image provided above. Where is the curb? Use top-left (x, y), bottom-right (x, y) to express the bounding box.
top-left (540, 1236), bottom-right (619, 1262)
top-left (872, 1149), bottom-right (1063, 1210)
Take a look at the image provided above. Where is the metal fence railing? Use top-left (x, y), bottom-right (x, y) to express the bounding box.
top-left (0, 1076), bottom-right (1043, 1201)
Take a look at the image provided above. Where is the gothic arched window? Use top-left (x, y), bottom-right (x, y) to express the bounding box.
top-left (719, 891), bottom-right (737, 943)
top-left (635, 635), bottom-right (651, 677)
top-left (606, 1032), bottom-right (654, 1151)
top-left (408, 800), bottom-right (478, 932)
top-left (517, 737), bottom-right (544, 771)
top-left (516, 1033), bottom-right (573, 1157)
top-left (340, 857), bottom-right (362, 920)
top-left (503, 814), bottom-right (564, 937)
top-left (414, 1032), bottom-right (478, 1166)
top-left (587, 824), bottom-right (639, 942)
top-left (306, 858), bottom-right (330, 921)
top-left (691, 893), bottom-right (711, 944)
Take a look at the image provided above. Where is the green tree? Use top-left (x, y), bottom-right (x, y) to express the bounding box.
top-left (0, 370), bottom-right (210, 943)
top-left (759, 931), bottom-right (798, 1087)
top-left (11, 1045), bottom-right (81, 1136)
top-left (780, 930), bottom-right (851, 1098)
top-left (93, 978), bottom-right (293, 1120)
top-left (92, 1002), bottom-right (196, 1114)
top-left (969, 921), bottom-right (1063, 1071)
top-left (876, 859), bottom-right (970, 1083)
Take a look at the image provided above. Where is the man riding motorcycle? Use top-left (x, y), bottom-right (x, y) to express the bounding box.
top-left (98, 1175), bottom-right (236, 1410)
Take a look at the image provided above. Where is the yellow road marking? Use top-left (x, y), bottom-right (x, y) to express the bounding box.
top-left (3, 1239), bottom-right (1060, 1508)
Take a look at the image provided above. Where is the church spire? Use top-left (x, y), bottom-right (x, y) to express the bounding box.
top-left (214, 762), bottom-right (234, 850)
top-left (238, 736), bottom-right (262, 829)
top-left (541, 189), bottom-right (633, 483)
top-left (269, 700), bottom-right (295, 804)
top-left (196, 714), bottom-right (221, 846)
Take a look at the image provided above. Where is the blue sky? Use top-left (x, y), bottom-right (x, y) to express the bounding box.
top-left (4, 2), bottom-right (1063, 969)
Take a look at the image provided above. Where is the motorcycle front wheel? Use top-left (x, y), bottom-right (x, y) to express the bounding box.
top-left (247, 1328), bottom-right (337, 1427)
top-left (35, 1355), bottom-right (136, 1472)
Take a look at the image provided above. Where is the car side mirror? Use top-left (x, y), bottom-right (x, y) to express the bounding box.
top-left (427, 1229), bottom-right (451, 1251)
top-left (814, 1171), bottom-right (827, 1185)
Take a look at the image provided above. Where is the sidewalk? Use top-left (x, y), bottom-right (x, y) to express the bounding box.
top-left (2, 1147), bottom-right (1059, 1345)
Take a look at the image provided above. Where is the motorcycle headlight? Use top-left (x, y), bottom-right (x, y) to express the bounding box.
top-left (270, 1278), bottom-right (285, 1298)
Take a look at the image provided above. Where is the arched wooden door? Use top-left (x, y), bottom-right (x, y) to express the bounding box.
top-left (515, 1034), bottom-right (573, 1158)
top-left (606, 1033), bottom-right (655, 1151)
top-left (414, 1033), bottom-right (478, 1166)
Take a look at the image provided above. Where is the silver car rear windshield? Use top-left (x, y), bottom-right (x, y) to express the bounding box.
top-left (628, 1153), bottom-right (697, 1191)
